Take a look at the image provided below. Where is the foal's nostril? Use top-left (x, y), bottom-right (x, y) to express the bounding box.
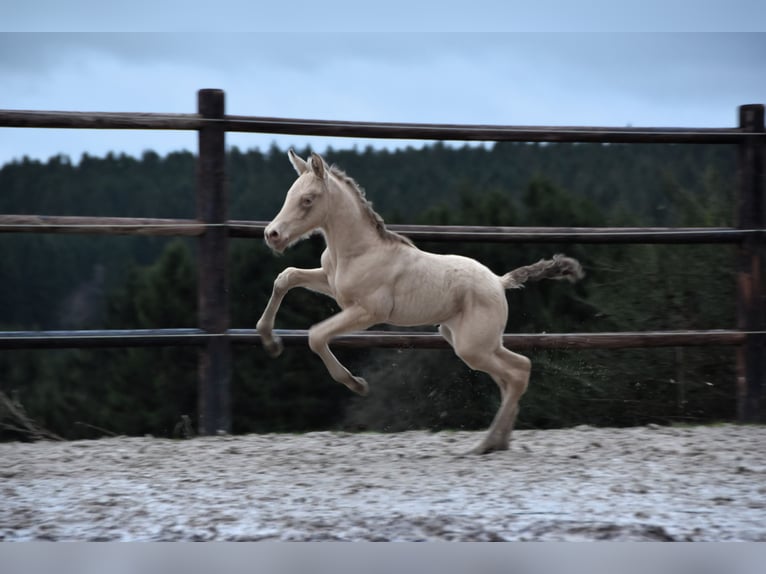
top-left (266, 228), bottom-right (280, 241)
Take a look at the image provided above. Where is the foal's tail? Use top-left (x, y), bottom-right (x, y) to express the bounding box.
top-left (500, 254), bottom-right (585, 289)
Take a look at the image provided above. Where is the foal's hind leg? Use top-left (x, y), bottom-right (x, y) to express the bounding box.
top-left (446, 317), bottom-right (531, 454)
top-left (468, 347), bottom-right (531, 454)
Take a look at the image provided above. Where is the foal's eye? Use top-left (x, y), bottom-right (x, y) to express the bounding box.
top-left (301, 195), bottom-right (314, 208)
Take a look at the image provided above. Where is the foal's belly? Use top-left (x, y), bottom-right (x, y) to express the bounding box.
top-left (385, 288), bottom-right (463, 326)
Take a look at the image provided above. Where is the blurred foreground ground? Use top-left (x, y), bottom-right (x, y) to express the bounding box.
top-left (2, 425), bottom-right (765, 541)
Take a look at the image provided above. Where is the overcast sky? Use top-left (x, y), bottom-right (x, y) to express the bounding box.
top-left (1, 2), bottom-right (765, 165)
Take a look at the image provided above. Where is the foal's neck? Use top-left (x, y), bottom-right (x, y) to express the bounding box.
top-left (322, 179), bottom-right (382, 259)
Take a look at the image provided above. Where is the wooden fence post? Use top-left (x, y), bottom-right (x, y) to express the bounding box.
top-left (197, 89), bottom-right (231, 435)
top-left (737, 104), bottom-right (765, 423)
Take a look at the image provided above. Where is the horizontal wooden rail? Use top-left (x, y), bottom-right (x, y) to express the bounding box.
top-left (0, 328), bottom-right (747, 350)
top-left (221, 115), bottom-right (760, 144)
top-left (230, 221), bottom-right (760, 244)
top-left (0, 329), bottom-right (206, 349)
top-left (0, 215), bottom-right (759, 244)
top-left (0, 215), bottom-right (205, 236)
top-left (2, 109), bottom-right (763, 144)
top-left (0, 110), bottom-right (202, 131)
top-left (386, 225), bottom-right (757, 245)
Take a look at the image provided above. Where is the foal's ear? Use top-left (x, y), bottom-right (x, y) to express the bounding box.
top-left (310, 152), bottom-right (327, 180)
top-left (287, 148), bottom-right (309, 175)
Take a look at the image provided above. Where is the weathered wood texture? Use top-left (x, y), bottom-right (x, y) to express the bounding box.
top-left (0, 215), bottom-right (205, 236)
top-left (196, 89), bottom-right (231, 435)
top-left (0, 110), bottom-right (202, 130)
top-left (2, 108), bottom-right (763, 144)
top-left (219, 115), bottom-right (760, 144)
top-left (737, 104), bottom-right (766, 423)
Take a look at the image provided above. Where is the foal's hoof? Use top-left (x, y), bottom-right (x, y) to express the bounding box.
top-left (263, 337), bottom-right (284, 358)
top-left (467, 442), bottom-right (510, 456)
top-left (350, 376), bottom-right (369, 396)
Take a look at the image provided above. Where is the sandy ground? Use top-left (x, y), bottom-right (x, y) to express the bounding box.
top-left (1, 425), bottom-right (765, 542)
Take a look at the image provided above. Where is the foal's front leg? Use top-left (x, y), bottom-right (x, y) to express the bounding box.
top-left (308, 305), bottom-right (376, 396)
top-left (256, 267), bottom-right (332, 357)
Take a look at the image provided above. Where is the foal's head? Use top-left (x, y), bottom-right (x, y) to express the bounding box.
top-left (264, 150), bottom-right (330, 253)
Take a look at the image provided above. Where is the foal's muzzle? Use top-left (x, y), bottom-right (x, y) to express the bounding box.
top-left (264, 225), bottom-right (288, 253)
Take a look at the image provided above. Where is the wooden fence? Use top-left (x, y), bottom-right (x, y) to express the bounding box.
top-left (0, 90), bottom-right (763, 433)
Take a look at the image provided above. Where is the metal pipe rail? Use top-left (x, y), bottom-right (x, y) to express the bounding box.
top-left (0, 328), bottom-right (748, 350)
top-left (0, 214), bottom-right (760, 244)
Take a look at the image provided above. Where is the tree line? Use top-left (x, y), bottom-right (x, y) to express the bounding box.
top-left (0, 142), bottom-right (739, 439)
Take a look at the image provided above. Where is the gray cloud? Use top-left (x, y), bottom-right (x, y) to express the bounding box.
top-left (0, 32), bottom-right (764, 164)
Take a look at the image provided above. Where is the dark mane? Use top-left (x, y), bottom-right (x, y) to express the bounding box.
top-left (329, 165), bottom-right (414, 247)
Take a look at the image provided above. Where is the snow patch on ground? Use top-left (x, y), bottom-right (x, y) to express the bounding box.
top-left (2, 425), bottom-right (765, 541)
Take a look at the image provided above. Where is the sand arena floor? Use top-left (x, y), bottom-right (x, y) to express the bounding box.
top-left (2, 424), bottom-right (765, 541)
